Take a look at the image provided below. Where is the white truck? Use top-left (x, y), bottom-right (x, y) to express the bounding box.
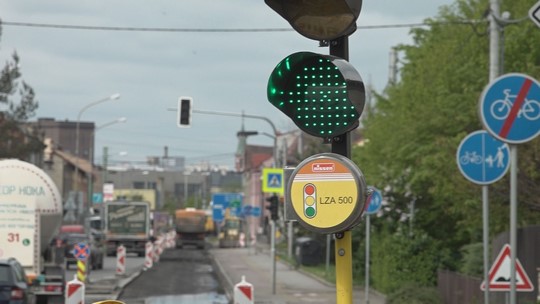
top-left (104, 201), bottom-right (151, 256)
top-left (0, 159), bottom-right (65, 304)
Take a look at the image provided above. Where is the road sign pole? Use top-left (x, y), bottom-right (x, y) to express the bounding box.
top-left (482, 186), bottom-right (490, 304)
top-left (330, 35), bottom-right (354, 304)
top-left (486, 2), bottom-right (499, 298)
top-left (271, 220), bottom-right (276, 295)
top-left (509, 145), bottom-right (517, 303)
top-left (365, 214), bottom-right (370, 304)
top-left (335, 231), bottom-right (353, 304)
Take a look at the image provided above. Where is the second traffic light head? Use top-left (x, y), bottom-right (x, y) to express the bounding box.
top-left (267, 51), bottom-right (365, 138)
top-left (265, 0), bottom-right (362, 41)
top-left (177, 96), bottom-right (192, 128)
top-left (266, 195), bottom-right (279, 221)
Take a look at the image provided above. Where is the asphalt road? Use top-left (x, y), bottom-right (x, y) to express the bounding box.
top-left (117, 247), bottom-right (228, 304)
top-left (66, 253), bottom-right (144, 283)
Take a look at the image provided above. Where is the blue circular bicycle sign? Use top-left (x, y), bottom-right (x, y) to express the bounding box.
top-left (479, 73), bottom-right (540, 144)
top-left (456, 130), bottom-right (510, 185)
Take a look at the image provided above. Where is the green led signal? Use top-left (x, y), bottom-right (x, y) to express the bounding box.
top-left (267, 52), bottom-right (365, 138)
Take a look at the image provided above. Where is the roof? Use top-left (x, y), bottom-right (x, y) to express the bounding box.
top-left (54, 149), bottom-right (93, 175)
top-left (244, 145), bottom-right (273, 170)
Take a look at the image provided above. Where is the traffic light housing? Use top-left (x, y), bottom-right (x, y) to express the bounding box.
top-left (177, 96), bottom-right (192, 127)
top-left (264, 0), bottom-right (362, 41)
top-left (267, 51), bottom-right (365, 138)
top-left (266, 195), bottom-right (279, 221)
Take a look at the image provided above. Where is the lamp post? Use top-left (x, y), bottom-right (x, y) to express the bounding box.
top-left (87, 117), bottom-right (127, 210)
top-left (74, 93), bottom-right (120, 221)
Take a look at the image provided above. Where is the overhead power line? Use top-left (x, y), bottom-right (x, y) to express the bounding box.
top-left (0, 20), bottom-right (485, 33)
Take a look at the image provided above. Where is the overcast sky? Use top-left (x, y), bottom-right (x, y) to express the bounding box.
top-left (0, 0), bottom-right (453, 169)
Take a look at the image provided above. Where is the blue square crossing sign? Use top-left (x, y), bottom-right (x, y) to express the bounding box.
top-left (262, 168), bottom-right (284, 194)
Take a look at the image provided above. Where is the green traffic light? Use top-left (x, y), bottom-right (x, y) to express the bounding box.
top-left (268, 52), bottom-right (365, 137)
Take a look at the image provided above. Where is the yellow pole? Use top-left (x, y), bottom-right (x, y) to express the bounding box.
top-left (335, 230), bottom-right (353, 304)
top-left (77, 260), bottom-right (86, 283)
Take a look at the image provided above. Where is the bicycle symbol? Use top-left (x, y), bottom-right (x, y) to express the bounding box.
top-left (459, 151), bottom-right (483, 165)
top-left (490, 89), bottom-right (540, 121)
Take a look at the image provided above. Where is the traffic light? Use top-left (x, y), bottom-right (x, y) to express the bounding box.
top-left (266, 195), bottom-right (279, 221)
top-left (177, 96), bottom-right (192, 128)
top-left (267, 51), bottom-right (365, 138)
top-left (264, 0), bottom-right (362, 41)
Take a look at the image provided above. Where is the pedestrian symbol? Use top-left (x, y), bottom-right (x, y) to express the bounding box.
top-left (268, 173), bottom-right (282, 188)
top-left (262, 168), bottom-right (284, 194)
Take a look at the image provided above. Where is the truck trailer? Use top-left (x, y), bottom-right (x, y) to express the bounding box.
top-left (0, 159), bottom-right (65, 304)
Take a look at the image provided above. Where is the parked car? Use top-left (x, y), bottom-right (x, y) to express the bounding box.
top-left (0, 258), bottom-right (33, 304)
top-left (61, 233), bottom-right (105, 270)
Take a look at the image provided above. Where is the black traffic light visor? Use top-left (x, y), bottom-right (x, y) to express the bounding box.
top-left (265, 0), bottom-right (362, 40)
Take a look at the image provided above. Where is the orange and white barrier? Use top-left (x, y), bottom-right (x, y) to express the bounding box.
top-left (234, 275), bottom-right (254, 304)
top-left (144, 241), bottom-right (153, 270)
top-left (239, 232), bottom-right (246, 248)
top-left (166, 231), bottom-right (175, 249)
top-left (116, 245), bottom-right (126, 276)
top-left (65, 275), bottom-right (85, 304)
top-left (153, 237), bottom-right (161, 263)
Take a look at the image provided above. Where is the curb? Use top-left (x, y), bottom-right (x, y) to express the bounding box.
top-left (208, 250), bottom-right (234, 304)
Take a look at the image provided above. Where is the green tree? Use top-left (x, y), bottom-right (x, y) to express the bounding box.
top-left (352, 0), bottom-right (540, 292)
top-left (0, 24), bottom-right (41, 160)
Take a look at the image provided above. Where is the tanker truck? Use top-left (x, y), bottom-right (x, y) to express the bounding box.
top-left (0, 159), bottom-right (65, 303)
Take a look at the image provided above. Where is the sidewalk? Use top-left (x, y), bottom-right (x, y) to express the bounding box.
top-left (209, 244), bottom-right (386, 304)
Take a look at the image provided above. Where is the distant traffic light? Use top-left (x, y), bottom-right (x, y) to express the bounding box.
top-left (266, 195), bottom-right (279, 221)
top-left (264, 0), bottom-right (362, 41)
top-left (267, 51), bottom-right (365, 138)
top-left (177, 97), bottom-right (192, 128)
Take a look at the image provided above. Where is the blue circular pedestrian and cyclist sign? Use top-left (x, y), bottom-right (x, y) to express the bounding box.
top-left (365, 186), bottom-right (382, 215)
top-left (456, 130), bottom-right (510, 185)
top-left (479, 73), bottom-right (540, 144)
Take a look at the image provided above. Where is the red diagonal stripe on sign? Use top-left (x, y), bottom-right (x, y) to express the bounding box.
top-left (239, 285), bottom-right (252, 300)
top-left (499, 78), bottom-right (533, 138)
top-left (67, 283), bottom-right (81, 296)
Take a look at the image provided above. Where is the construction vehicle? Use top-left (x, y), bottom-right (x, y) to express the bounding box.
top-left (175, 208), bottom-right (207, 249)
top-left (0, 159), bottom-right (65, 303)
top-left (218, 217), bottom-right (243, 248)
top-left (103, 201), bottom-right (151, 256)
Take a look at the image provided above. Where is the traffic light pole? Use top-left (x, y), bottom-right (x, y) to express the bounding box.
top-left (330, 36), bottom-right (354, 304)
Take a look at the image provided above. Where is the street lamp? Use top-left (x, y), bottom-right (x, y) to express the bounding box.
top-left (74, 93), bottom-right (120, 221)
top-left (237, 130), bottom-right (278, 167)
top-left (88, 117), bottom-right (127, 209)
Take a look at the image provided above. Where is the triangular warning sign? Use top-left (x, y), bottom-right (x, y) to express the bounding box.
top-left (481, 244), bottom-right (534, 292)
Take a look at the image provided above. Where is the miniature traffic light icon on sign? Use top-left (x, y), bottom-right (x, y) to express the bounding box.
top-left (267, 52), bottom-right (365, 138)
top-left (303, 183), bottom-right (317, 218)
top-left (264, 0), bottom-right (362, 41)
top-left (177, 96), bottom-right (192, 128)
